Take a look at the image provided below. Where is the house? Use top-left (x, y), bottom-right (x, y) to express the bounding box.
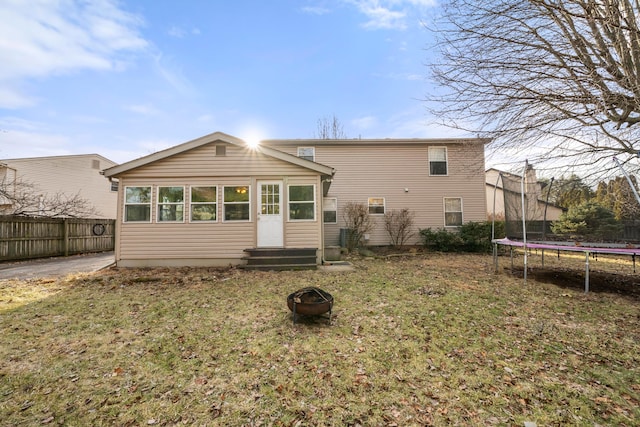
top-left (262, 136), bottom-right (488, 247)
top-left (0, 154), bottom-right (118, 218)
top-left (486, 167), bottom-right (564, 221)
top-left (103, 131), bottom-right (488, 268)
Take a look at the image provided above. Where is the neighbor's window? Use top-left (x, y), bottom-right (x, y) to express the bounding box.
top-left (289, 185), bottom-right (315, 220)
top-left (444, 197), bottom-right (463, 227)
top-left (429, 147), bottom-right (448, 176)
top-left (191, 186), bottom-right (217, 221)
top-left (323, 197), bottom-right (337, 223)
top-left (110, 180), bottom-right (119, 192)
top-left (297, 147), bottom-right (315, 161)
top-left (124, 186), bottom-right (151, 222)
top-left (224, 186), bottom-right (250, 221)
top-left (158, 186), bottom-right (184, 222)
top-left (368, 197), bottom-right (385, 215)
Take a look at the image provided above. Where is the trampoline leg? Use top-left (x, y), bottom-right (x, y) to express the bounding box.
top-left (541, 249), bottom-right (545, 267)
top-left (510, 247), bottom-right (514, 272)
top-left (493, 243), bottom-right (498, 273)
top-left (585, 251), bottom-right (590, 293)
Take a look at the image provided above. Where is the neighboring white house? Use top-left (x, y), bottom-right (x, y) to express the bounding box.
top-left (0, 154), bottom-right (118, 218)
top-left (486, 167), bottom-right (564, 221)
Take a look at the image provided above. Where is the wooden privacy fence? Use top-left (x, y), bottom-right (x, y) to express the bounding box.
top-left (0, 216), bottom-right (115, 261)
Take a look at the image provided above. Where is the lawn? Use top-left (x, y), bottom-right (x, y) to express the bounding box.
top-left (0, 252), bottom-right (638, 426)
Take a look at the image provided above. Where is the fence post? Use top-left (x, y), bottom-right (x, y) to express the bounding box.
top-left (63, 218), bottom-right (69, 256)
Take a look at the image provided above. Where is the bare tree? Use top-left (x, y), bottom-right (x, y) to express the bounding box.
top-left (384, 208), bottom-right (416, 247)
top-left (342, 202), bottom-right (375, 251)
top-left (314, 114), bottom-right (348, 139)
top-left (0, 176), bottom-right (98, 218)
top-left (427, 0), bottom-right (640, 176)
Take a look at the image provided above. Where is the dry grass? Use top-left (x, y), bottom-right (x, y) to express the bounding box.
top-left (0, 252), bottom-right (639, 426)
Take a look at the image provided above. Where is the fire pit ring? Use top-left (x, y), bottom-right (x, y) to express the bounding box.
top-left (287, 287), bottom-right (333, 324)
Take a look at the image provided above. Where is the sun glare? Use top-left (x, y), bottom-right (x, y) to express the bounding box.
top-left (246, 138), bottom-right (261, 149)
top-left (242, 130), bottom-right (264, 149)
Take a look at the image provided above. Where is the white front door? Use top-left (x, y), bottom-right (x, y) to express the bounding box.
top-left (257, 181), bottom-right (283, 247)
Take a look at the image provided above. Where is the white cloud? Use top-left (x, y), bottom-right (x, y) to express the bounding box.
top-left (153, 54), bottom-right (195, 96)
top-left (351, 115), bottom-right (378, 130)
top-left (168, 26), bottom-right (186, 38)
top-left (301, 6), bottom-right (331, 15)
top-left (0, 0), bottom-right (147, 109)
top-left (345, 0), bottom-right (436, 30)
top-left (0, 87), bottom-right (37, 109)
top-left (0, 129), bottom-right (72, 159)
top-left (123, 104), bottom-right (161, 116)
top-left (168, 25), bottom-right (201, 38)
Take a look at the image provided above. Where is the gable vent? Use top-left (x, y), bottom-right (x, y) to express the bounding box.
top-left (216, 145), bottom-right (226, 156)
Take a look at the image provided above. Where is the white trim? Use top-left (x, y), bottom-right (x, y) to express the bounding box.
top-left (288, 184), bottom-right (316, 222)
top-left (443, 196), bottom-right (463, 227)
top-left (157, 186), bottom-right (186, 223)
top-left (189, 185), bottom-right (218, 223)
top-left (429, 146), bottom-right (448, 177)
top-left (323, 197), bottom-right (338, 224)
top-left (123, 185), bottom-right (152, 223)
top-left (368, 196), bottom-right (386, 215)
top-left (297, 146), bottom-right (315, 162)
top-left (222, 185), bottom-right (251, 222)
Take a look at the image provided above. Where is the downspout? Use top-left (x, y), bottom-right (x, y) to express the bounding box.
top-left (320, 175), bottom-right (335, 264)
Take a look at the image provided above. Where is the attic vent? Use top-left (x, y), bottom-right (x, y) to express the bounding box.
top-left (92, 159), bottom-right (100, 169)
top-left (216, 145), bottom-right (226, 156)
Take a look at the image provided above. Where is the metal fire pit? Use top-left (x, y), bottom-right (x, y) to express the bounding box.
top-left (287, 287), bottom-right (333, 325)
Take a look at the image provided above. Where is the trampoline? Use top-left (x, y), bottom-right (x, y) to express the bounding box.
top-left (491, 161), bottom-right (640, 292)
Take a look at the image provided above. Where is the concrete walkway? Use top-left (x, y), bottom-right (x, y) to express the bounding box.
top-left (0, 251), bottom-right (115, 280)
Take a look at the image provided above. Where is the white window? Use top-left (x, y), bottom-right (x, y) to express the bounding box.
top-left (297, 147), bottom-right (315, 161)
top-left (368, 197), bottom-right (385, 215)
top-left (444, 197), bottom-right (463, 227)
top-left (323, 197), bottom-right (337, 224)
top-left (289, 185), bottom-right (315, 220)
top-left (191, 186), bottom-right (217, 222)
top-left (124, 186), bottom-right (152, 222)
top-left (157, 186), bottom-right (185, 222)
top-left (223, 186), bottom-right (250, 221)
top-left (429, 147), bottom-right (448, 176)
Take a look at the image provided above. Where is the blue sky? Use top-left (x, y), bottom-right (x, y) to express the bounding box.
top-left (0, 0), bottom-right (467, 164)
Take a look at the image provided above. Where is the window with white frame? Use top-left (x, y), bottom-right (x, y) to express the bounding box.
top-left (223, 186), bottom-right (250, 221)
top-left (297, 147), bottom-right (315, 161)
top-left (124, 186), bottom-right (152, 222)
top-left (157, 186), bottom-right (184, 222)
top-left (191, 186), bottom-right (217, 221)
top-left (444, 197), bottom-right (463, 227)
top-left (368, 197), bottom-right (385, 215)
top-left (289, 185), bottom-right (315, 220)
top-left (429, 147), bottom-right (448, 176)
top-left (323, 197), bottom-right (337, 223)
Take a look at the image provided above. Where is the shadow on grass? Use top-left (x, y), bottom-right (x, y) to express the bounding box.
top-left (509, 266), bottom-right (640, 300)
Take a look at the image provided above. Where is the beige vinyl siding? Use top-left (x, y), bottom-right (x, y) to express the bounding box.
top-left (3, 154), bottom-right (118, 218)
top-left (112, 143), bottom-right (324, 266)
top-left (269, 141), bottom-right (486, 246)
top-left (284, 176), bottom-right (322, 249)
top-left (121, 143), bottom-right (310, 179)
